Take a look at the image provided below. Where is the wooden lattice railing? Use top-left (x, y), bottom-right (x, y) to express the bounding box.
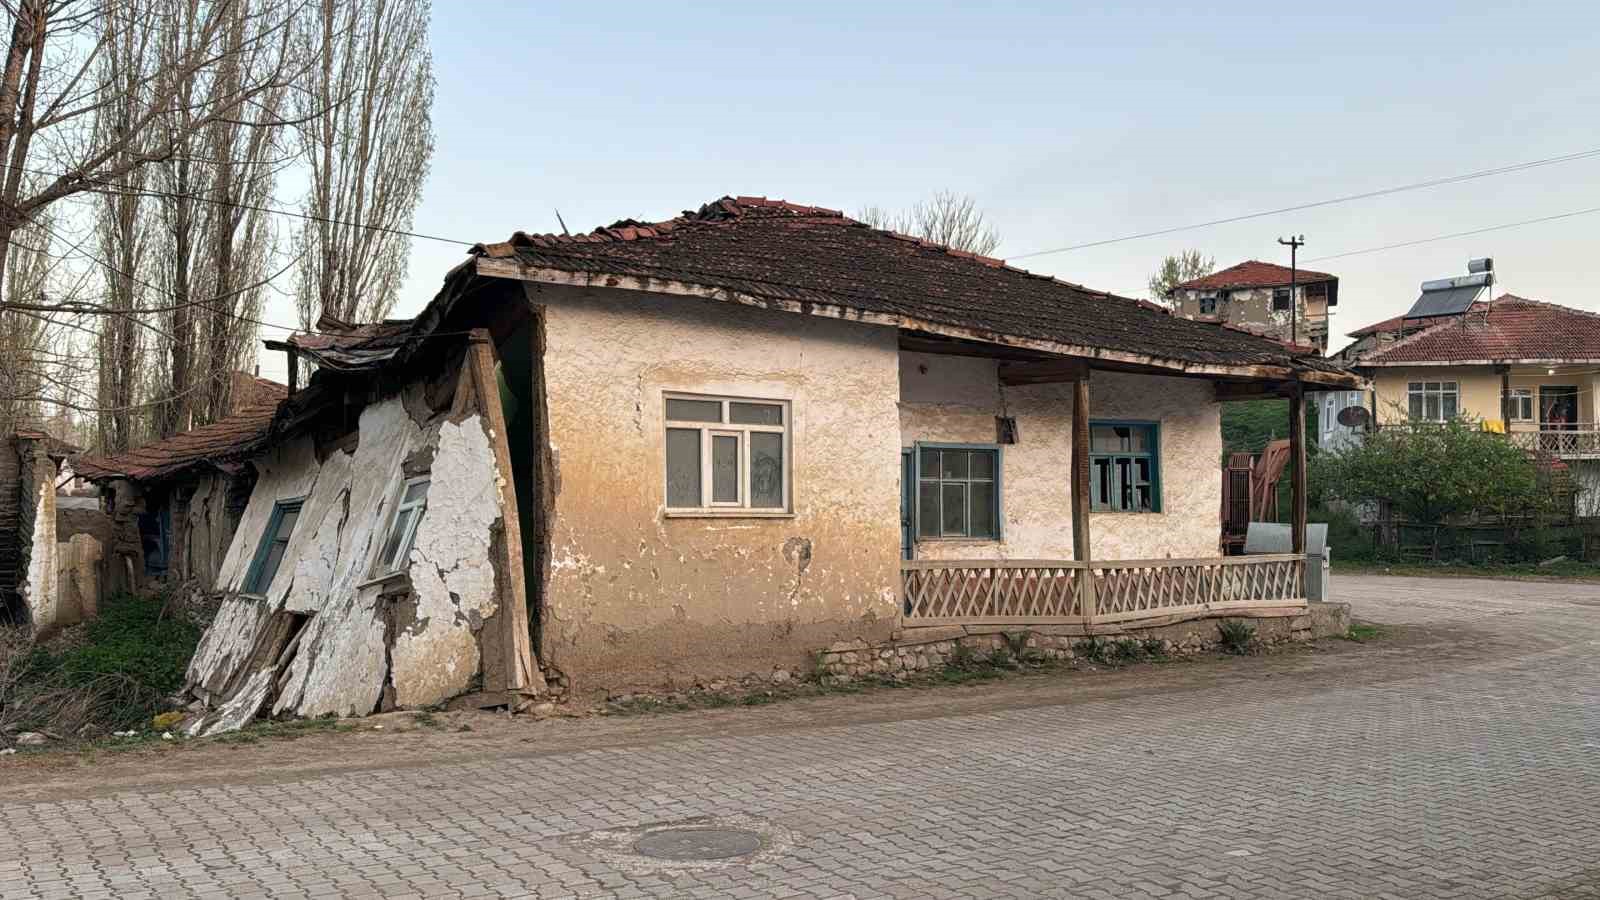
top-left (1090, 554), bottom-right (1305, 623)
top-left (901, 554), bottom-right (1305, 626)
top-left (902, 560), bottom-right (1085, 624)
top-left (1508, 427), bottom-right (1600, 458)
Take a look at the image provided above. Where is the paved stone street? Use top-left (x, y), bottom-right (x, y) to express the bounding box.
top-left (4, 574), bottom-right (1599, 899)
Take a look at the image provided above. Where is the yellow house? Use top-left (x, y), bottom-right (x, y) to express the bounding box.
top-left (1354, 295), bottom-right (1600, 514)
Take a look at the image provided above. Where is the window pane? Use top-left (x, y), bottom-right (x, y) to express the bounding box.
top-left (1127, 426), bottom-right (1150, 452)
top-left (969, 482), bottom-right (996, 537)
top-left (1409, 393), bottom-right (1424, 419)
top-left (917, 482), bottom-right (940, 537)
top-left (750, 432), bottom-right (784, 508)
top-left (941, 450), bottom-right (969, 479)
top-left (275, 507), bottom-right (300, 539)
top-left (919, 448), bottom-right (940, 480)
top-left (402, 481), bottom-right (430, 504)
top-left (666, 399), bottom-right (722, 422)
top-left (712, 434), bottom-right (739, 503)
top-left (1092, 458), bottom-right (1110, 508)
top-left (1424, 394), bottom-right (1440, 421)
top-left (1408, 382), bottom-right (1422, 392)
top-left (1442, 382), bottom-right (1458, 392)
top-left (969, 449), bottom-right (995, 480)
top-left (380, 508), bottom-right (413, 570)
top-left (666, 428), bottom-right (702, 506)
top-left (1424, 382), bottom-right (1440, 392)
top-left (256, 542), bottom-right (287, 592)
top-left (1442, 392), bottom-right (1457, 419)
top-left (1116, 458), bottom-right (1133, 510)
top-left (1091, 426), bottom-right (1120, 453)
top-left (729, 402), bottom-right (783, 425)
top-left (941, 483), bottom-right (967, 535)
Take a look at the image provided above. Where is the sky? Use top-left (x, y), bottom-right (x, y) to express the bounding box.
top-left (256, 1), bottom-right (1600, 382)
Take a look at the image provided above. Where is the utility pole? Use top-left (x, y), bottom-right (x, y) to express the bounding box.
top-left (1278, 234), bottom-right (1305, 345)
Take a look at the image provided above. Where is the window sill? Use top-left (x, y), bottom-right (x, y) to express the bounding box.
top-left (357, 571), bottom-right (407, 591)
top-left (916, 537), bottom-right (1002, 544)
top-left (664, 509), bottom-right (796, 519)
top-left (238, 592), bottom-right (266, 601)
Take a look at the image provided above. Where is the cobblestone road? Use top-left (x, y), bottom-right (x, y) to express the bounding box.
top-left (5, 575), bottom-right (1599, 899)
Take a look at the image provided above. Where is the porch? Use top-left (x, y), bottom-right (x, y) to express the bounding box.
top-left (1508, 424), bottom-right (1600, 459)
top-left (894, 338), bottom-right (1334, 632)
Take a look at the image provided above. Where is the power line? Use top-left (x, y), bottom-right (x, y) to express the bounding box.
top-left (1303, 205), bottom-right (1600, 263)
top-left (1005, 146), bottom-right (1600, 261)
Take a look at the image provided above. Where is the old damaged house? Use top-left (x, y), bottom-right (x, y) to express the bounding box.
top-left (1167, 260), bottom-right (1340, 353)
top-left (148, 196), bottom-right (1359, 733)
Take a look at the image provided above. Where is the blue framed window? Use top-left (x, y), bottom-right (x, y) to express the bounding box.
top-left (244, 498), bottom-right (305, 595)
top-left (915, 443), bottom-right (1001, 539)
top-left (1090, 422), bottom-right (1161, 513)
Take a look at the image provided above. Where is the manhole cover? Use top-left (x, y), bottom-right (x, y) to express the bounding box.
top-left (632, 827), bottom-right (763, 860)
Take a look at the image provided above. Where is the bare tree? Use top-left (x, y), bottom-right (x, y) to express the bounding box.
top-left (0, 218), bottom-right (57, 434)
top-left (858, 191), bottom-right (1002, 256)
top-left (1147, 250), bottom-right (1215, 304)
top-left (292, 0), bottom-right (434, 327)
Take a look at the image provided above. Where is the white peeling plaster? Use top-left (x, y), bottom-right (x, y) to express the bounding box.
top-left (391, 417), bottom-right (503, 708)
top-left (22, 478), bottom-right (58, 632)
top-left (188, 396), bottom-right (507, 727)
top-left (186, 668), bottom-right (274, 738)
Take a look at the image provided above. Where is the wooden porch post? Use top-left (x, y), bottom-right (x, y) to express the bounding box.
top-left (1289, 381), bottom-right (1308, 555)
top-left (1072, 371), bottom-right (1097, 621)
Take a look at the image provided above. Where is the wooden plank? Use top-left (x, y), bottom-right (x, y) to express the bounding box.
top-left (1071, 374), bottom-right (1096, 622)
top-left (1288, 382), bottom-right (1308, 555)
top-left (998, 358), bottom-right (1090, 386)
top-left (462, 329), bottom-right (545, 697)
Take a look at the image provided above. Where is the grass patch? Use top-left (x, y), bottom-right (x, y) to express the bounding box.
top-left (3, 593), bottom-right (200, 743)
top-left (1334, 559), bottom-right (1600, 581)
top-left (1344, 623), bottom-right (1386, 643)
top-left (1216, 620), bottom-right (1259, 656)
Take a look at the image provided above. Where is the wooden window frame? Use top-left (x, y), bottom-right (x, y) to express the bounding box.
top-left (914, 442), bottom-right (1003, 541)
top-left (243, 497), bottom-right (306, 597)
top-left (1089, 420), bottom-right (1162, 514)
top-left (663, 393), bottom-right (791, 516)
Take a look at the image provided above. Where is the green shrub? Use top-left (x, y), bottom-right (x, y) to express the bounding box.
top-left (1216, 619), bottom-right (1258, 656)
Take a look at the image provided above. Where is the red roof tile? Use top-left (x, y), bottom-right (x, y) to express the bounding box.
top-left (1358, 295), bottom-right (1600, 365)
top-left (1173, 260), bottom-right (1336, 292)
top-left (464, 197), bottom-right (1348, 378)
top-left (74, 378), bottom-right (287, 483)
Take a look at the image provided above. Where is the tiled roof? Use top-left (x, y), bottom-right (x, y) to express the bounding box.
top-left (464, 197), bottom-right (1348, 378)
top-left (1358, 295), bottom-right (1600, 365)
top-left (269, 319), bottom-right (412, 371)
top-left (1347, 301), bottom-right (1490, 338)
top-left (74, 378), bottom-right (287, 483)
top-left (1172, 260), bottom-right (1337, 292)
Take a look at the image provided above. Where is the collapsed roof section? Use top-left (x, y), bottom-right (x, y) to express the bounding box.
top-left (74, 377), bottom-right (288, 484)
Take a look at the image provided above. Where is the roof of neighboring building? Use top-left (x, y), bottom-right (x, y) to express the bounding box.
top-left (1171, 260), bottom-right (1337, 293)
top-left (1346, 301), bottom-right (1491, 338)
top-left (432, 197), bottom-right (1348, 380)
top-left (1357, 295), bottom-right (1600, 366)
top-left (73, 377), bottom-right (288, 483)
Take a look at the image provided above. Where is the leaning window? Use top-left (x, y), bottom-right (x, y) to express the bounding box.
top-left (664, 395), bottom-right (789, 513)
top-left (374, 478), bottom-right (430, 575)
top-left (244, 498), bottom-right (305, 595)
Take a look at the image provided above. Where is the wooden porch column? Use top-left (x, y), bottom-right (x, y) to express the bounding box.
top-left (1288, 381), bottom-right (1308, 555)
top-left (1071, 371), bottom-right (1097, 621)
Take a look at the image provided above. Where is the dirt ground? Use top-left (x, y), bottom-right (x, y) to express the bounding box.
top-left (0, 616), bottom-right (1501, 806)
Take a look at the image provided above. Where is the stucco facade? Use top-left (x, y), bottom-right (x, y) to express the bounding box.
top-left (531, 283), bottom-right (905, 691)
top-left (898, 353), bottom-right (1223, 562)
top-left (1370, 364), bottom-right (1598, 429)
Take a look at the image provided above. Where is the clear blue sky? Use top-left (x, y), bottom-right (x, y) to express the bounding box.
top-left (258, 1), bottom-right (1600, 379)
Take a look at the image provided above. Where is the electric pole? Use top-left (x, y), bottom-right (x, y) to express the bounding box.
top-left (1278, 235), bottom-right (1305, 345)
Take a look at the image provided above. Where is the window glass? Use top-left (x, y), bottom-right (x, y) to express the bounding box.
top-left (917, 482), bottom-right (940, 538)
top-left (941, 483), bottom-right (967, 535)
top-left (916, 446), bottom-right (1000, 538)
top-left (941, 449), bottom-right (969, 479)
top-left (666, 398), bottom-right (722, 422)
top-left (379, 509), bottom-right (411, 569)
top-left (402, 481), bottom-right (429, 504)
top-left (665, 428), bottom-right (701, 507)
top-left (969, 450), bottom-right (995, 480)
top-left (750, 432), bottom-right (784, 508)
top-left (728, 402), bottom-right (783, 425)
top-left (969, 482), bottom-right (996, 536)
top-left (711, 434), bottom-right (740, 503)
top-left (1409, 393), bottom-right (1424, 419)
top-left (1088, 422), bottom-right (1160, 513)
top-left (246, 499), bottom-right (304, 594)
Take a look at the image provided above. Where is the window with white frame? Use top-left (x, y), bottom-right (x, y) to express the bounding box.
top-left (1508, 388), bottom-right (1534, 422)
top-left (1407, 381), bottom-right (1459, 422)
top-left (664, 395), bottom-right (789, 512)
top-left (373, 478), bottom-right (430, 575)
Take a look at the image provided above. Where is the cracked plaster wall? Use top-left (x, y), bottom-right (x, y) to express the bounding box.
top-left (529, 283), bottom-right (903, 691)
top-left (899, 352), bottom-right (1223, 561)
top-left (185, 390), bottom-right (506, 728)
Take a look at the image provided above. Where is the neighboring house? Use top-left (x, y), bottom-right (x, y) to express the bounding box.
top-left (1314, 389), bottom-right (1368, 453)
top-left (0, 430), bottom-right (80, 633)
top-left (1168, 260), bottom-right (1340, 353)
top-left (73, 376), bottom-right (287, 605)
top-left (1353, 294), bottom-right (1600, 516)
top-left (155, 196), bottom-right (1356, 733)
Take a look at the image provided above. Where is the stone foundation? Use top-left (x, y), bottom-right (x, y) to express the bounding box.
top-left (815, 603), bottom-right (1353, 679)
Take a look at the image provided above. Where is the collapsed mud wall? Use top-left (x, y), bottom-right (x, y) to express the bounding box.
top-left (15, 439), bottom-right (59, 635)
top-left (183, 383), bottom-right (517, 734)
